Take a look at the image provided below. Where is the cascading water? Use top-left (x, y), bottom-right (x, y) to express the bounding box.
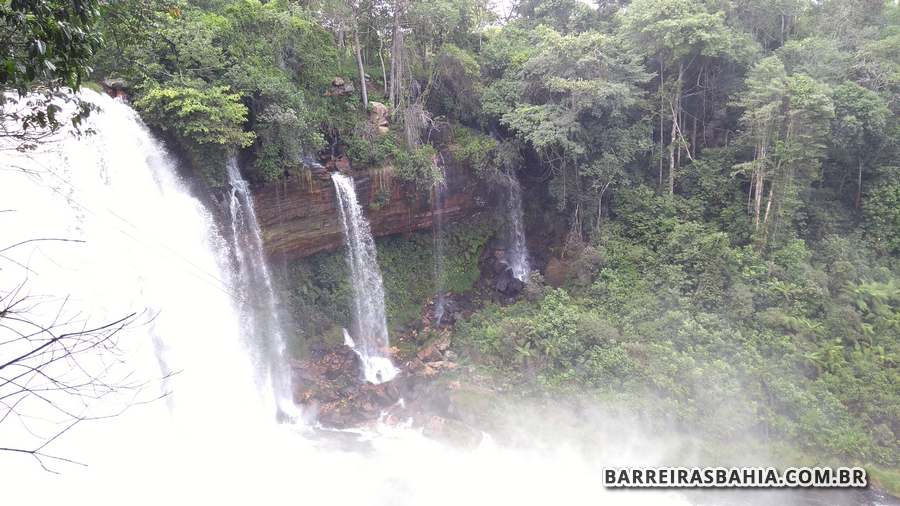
top-left (224, 157), bottom-right (294, 416)
top-left (505, 171), bottom-right (531, 281)
top-left (0, 91), bottom-right (297, 502)
top-left (330, 172), bottom-right (398, 384)
top-left (2, 91), bottom-right (702, 506)
top-left (431, 161), bottom-right (448, 325)
top-left (0, 91), bottom-right (273, 425)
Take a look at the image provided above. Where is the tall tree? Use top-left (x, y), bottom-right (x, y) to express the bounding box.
top-left (618, 0), bottom-right (754, 195)
top-left (830, 82), bottom-right (890, 208)
top-left (731, 55), bottom-right (788, 232)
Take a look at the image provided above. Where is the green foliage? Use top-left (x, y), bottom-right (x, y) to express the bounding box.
top-left (134, 85), bottom-right (254, 186)
top-left (864, 175), bottom-right (900, 254)
top-left (287, 218), bottom-right (496, 339)
top-left (343, 128), bottom-right (400, 167)
top-left (135, 85), bottom-right (253, 146)
top-left (456, 173), bottom-right (900, 465)
top-left (1, 0), bottom-right (104, 144)
top-left (427, 44), bottom-right (483, 124)
top-left (482, 25), bottom-right (651, 215)
top-left (393, 143), bottom-right (442, 189)
top-left (617, 0), bottom-right (755, 64)
top-left (95, 0), bottom-right (336, 186)
top-left (1, 0), bottom-right (103, 93)
top-left (449, 125), bottom-right (498, 177)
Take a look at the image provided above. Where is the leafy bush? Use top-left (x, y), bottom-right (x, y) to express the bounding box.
top-left (449, 125), bottom-right (498, 178)
top-left (135, 85), bottom-right (254, 185)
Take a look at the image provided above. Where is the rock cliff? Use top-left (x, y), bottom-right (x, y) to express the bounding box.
top-left (250, 160), bottom-right (489, 261)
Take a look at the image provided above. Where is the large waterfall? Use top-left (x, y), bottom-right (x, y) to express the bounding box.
top-left (330, 173), bottom-right (398, 384)
top-left (505, 172), bottom-right (531, 281)
top-left (224, 157), bottom-right (294, 416)
top-left (0, 92), bottom-right (696, 506)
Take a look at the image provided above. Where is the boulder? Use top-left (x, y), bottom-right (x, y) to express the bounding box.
top-left (326, 77), bottom-right (355, 97)
top-left (100, 78), bottom-right (128, 100)
top-left (416, 333), bottom-right (451, 362)
top-left (368, 101), bottom-right (390, 135)
top-left (324, 155), bottom-right (351, 174)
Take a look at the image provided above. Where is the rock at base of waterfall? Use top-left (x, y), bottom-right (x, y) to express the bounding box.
top-left (480, 244), bottom-right (526, 299)
top-left (424, 294), bottom-right (459, 328)
top-left (293, 345), bottom-right (403, 427)
top-left (416, 332), bottom-right (451, 362)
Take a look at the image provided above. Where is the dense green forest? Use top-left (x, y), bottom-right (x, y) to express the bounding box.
top-left (3, 0), bottom-right (899, 493)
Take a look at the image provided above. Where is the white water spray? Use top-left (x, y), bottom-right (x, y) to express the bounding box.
top-left (224, 157), bottom-right (295, 417)
top-left (505, 171), bottom-right (531, 281)
top-left (330, 172), bottom-right (398, 384)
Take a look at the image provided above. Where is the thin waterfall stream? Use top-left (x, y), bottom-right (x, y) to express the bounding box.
top-left (330, 172), bottom-right (398, 384)
top-left (432, 160), bottom-right (448, 325)
top-left (504, 171), bottom-right (531, 281)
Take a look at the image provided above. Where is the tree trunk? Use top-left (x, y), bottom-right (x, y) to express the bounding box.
top-left (379, 37), bottom-right (388, 95)
top-left (389, 1), bottom-right (403, 109)
top-left (668, 63), bottom-right (684, 196)
top-left (754, 144), bottom-right (766, 231)
top-left (352, 22), bottom-right (368, 110)
top-left (691, 115), bottom-right (698, 158)
top-left (658, 59), bottom-right (664, 191)
top-left (597, 181), bottom-right (611, 228)
top-left (761, 184), bottom-right (775, 247)
top-left (855, 159), bottom-right (863, 208)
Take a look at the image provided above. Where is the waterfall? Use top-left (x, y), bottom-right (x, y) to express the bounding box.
top-left (0, 90), bottom-right (278, 465)
top-left (505, 172), bottom-right (531, 281)
top-left (0, 91), bottom-right (700, 506)
top-left (224, 157), bottom-right (295, 417)
top-left (330, 173), bottom-right (398, 384)
top-left (432, 162), bottom-right (448, 325)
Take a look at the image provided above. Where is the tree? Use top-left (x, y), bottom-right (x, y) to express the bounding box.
top-left (483, 26), bottom-right (650, 236)
top-left (0, 239), bottom-right (160, 472)
top-left (618, 0), bottom-right (754, 195)
top-left (1, 0), bottom-right (104, 148)
top-left (830, 82), bottom-right (890, 208)
top-left (96, 0), bottom-right (335, 185)
top-left (731, 55), bottom-right (788, 232)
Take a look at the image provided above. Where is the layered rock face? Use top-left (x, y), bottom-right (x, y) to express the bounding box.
top-left (250, 160), bottom-right (488, 261)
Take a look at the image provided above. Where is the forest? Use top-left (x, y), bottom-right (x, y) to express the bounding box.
top-left (1, 0), bottom-right (899, 503)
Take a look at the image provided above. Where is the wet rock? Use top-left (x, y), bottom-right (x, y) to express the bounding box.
top-left (292, 343), bottom-right (405, 428)
top-left (416, 333), bottom-right (451, 362)
top-left (324, 155), bottom-right (351, 173)
top-left (493, 266), bottom-right (524, 296)
top-left (426, 360), bottom-right (458, 371)
top-left (101, 78), bottom-right (128, 100)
